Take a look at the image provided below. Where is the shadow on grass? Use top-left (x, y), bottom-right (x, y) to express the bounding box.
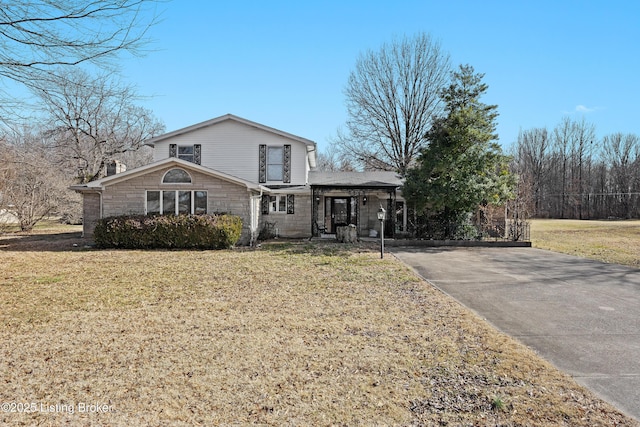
top-left (258, 239), bottom-right (379, 257)
top-left (1, 231), bottom-right (385, 256)
top-left (0, 231), bottom-right (92, 252)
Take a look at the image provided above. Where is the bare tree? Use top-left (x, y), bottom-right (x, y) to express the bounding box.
top-left (0, 0), bottom-right (160, 103)
top-left (0, 140), bottom-right (16, 232)
top-left (337, 33), bottom-right (451, 175)
top-left (506, 174), bottom-right (532, 241)
top-left (512, 127), bottom-right (551, 216)
top-left (37, 69), bottom-right (164, 183)
top-left (571, 119), bottom-right (596, 219)
top-left (0, 126), bottom-right (73, 231)
top-left (315, 143), bottom-right (357, 172)
top-left (551, 117), bottom-right (578, 218)
top-left (603, 133), bottom-right (640, 218)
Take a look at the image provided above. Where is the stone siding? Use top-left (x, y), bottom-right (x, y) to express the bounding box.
top-left (359, 195), bottom-right (386, 236)
top-left (82, 192), bottom-right (101, 237)
top-left (261, 195), bottom-right (312, 238)
top-left (93, 167), bottom-right (254, 244)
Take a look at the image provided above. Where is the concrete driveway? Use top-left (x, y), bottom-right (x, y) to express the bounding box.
top-left (391, 246), bottom-right (640, 421)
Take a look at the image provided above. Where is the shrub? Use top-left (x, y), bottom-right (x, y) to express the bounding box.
top-left (258, 220), bottom-right (277, 240)
top-left (94, 214), bottom-right (243, 249)
top-left (410, 209), bottom-right (479, 240)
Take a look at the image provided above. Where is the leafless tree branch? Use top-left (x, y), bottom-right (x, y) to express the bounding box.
top-left (0, 0), bottom-right (162, 116)
top-left (336, 33), bottom-right (450, 175)
top-left (36, 69), bottom-right (164, 183)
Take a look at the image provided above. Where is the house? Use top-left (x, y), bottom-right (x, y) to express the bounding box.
top-left (72, 114), bottom-right (404, 245)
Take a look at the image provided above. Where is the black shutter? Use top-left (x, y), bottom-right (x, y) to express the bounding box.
top-left (194, 144), bottom-right (201, 165)
top-left (287, 194), bottom-right (294, 214)
top-left (261, 194), bottom-right (270, 215)
top-left (169, 144), bottom-right (177, 158)
top-left (259, 144), bottom-right (267, 183)
top-left (283, 144), bottom-right (291, 183)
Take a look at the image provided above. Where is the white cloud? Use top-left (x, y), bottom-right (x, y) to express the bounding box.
top-left (575, 105), bottom-right (596, 113)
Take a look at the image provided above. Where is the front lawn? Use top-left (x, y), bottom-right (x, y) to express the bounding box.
top-left (0, 229), bottom-right (636, 425)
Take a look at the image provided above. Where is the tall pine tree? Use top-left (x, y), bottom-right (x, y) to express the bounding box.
top-left (404, 65), bottom-right (514, 235)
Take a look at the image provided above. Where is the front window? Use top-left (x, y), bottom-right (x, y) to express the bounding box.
top-left (146, 190), bottom-right (207, 215)
top-left (178, 191), bottom-right (191, 214)
top-left (270, 195), bottom-right (287, 213)
top-left (194, 191), bottom-right (207, 214)
top-left (267, 146), bottom-right (283, 181)
top-left (147, 191), bottom-right (161, 214)
top-left (163, 190), bottom-right (176, 214)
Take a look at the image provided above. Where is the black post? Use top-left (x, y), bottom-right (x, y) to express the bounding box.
top-left (380, 218), bottom-right (384, 259)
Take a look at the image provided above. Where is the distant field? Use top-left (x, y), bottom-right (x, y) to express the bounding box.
top-left (530, 219), bottom-right (640, 268)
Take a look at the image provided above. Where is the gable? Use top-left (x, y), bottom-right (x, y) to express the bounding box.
top-left (146, 115), bottom-right (316, 185)
top-left (146, 114), bottom-right (315, 148)
top-left (71, 158), bottom-right (260, 193)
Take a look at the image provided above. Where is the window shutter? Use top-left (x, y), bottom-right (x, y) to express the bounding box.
top-left (287, 194), bottom-right (295, 214)
top-left (194, 144), bottom-right (201, 165)
top-left (261, 194), bottom-right (270, 215)
top-left (259, 144), bottom-right (267, 183)
top-left (283, 144), bottom-right (291, 183)
top-left (169, 144), bottom-right (177, 158)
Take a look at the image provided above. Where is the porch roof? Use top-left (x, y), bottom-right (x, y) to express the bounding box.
top-left (309, 171), bottom-right (402, 188)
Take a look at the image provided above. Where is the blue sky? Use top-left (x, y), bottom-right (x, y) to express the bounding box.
top-left (123, 0), bottom-right (640, 153)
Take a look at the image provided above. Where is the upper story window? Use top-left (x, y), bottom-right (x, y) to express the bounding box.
top-left (178, 146), bottom-right (194, 162)
top-left (267, 146), bottom-right (283, 181)
top-left (163, 168), bottom-right (191, 183)
top-left (169, 144), bottom-right (201, 164)
top-left (259, 144), bottom-right (291, 183)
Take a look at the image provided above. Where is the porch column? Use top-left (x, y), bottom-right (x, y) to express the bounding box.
top-left (311, 187), bottom-right (318, 237)
top-left (390, 189), bottom-right (397, 238)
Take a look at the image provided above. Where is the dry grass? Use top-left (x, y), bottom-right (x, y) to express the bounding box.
top-left (531, 219), bottom-right (640, 268)
top-left (1, 227), bottom-right (637, 426)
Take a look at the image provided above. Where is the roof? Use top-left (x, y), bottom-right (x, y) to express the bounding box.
top-left (309, 171), bottom-right (403, 188)
top-left (145, 113), bottom-right (316, 147)
top-left (70, 157), bottom-right (264, 192)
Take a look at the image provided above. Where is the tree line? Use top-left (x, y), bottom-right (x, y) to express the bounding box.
top-left (511, 118), bottom-right (640, 219)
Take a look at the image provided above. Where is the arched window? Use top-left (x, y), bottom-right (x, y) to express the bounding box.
top-left (163, 168), bottom-right (191, 184)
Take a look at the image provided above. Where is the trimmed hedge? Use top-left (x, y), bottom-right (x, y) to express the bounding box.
top-left (93, 214), bottom-right (243, 249)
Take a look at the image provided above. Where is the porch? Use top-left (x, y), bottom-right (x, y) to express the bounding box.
top-left (309, 171), bottom-right (404, 239)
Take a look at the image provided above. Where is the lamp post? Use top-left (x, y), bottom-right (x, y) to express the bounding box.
top-left (377, 206), bottom-right (386, 259)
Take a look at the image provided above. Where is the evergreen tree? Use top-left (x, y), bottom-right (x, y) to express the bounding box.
top-left (404, 65), bottom-right (514, 234)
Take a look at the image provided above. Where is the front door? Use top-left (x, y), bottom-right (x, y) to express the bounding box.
top-left (331, 197), bottom-right (349, 233)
